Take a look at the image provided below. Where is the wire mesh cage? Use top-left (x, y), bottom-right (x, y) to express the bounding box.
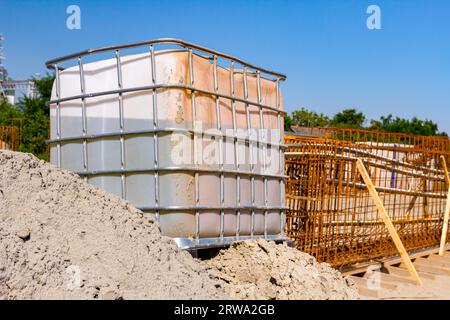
top-left (0, 125), bottom-right (21, 151)
top-left (285, 127), bottom-right (450, 270)
top-left (45, 39), bottom-right (288, 249)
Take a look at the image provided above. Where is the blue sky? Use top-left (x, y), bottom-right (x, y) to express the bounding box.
top-left (1, 0), bottom-right (449, 132)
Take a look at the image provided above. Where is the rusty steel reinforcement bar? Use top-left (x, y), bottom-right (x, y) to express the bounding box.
top-left (286, 143), bottom-right (448, 175)
top-left (286, 126), bottom-right (450, 145)
top-left (289, 172), bottom-right (446, 199)
top-left (45, 38), bottom-right (287, 80)
top-left (285, 151), bottom-right (446, 182)
top-left (285, 127), bottom-right (450, 269)
top-left (0, 125), bottom-right (21, 151)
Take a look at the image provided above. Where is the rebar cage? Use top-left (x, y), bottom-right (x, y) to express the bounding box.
top-left (285, 127), bottom-right (450, 270)
top-left (45, 39), bottom-right (287, 249)
top-left (0, 125), bottom-right (21, 151)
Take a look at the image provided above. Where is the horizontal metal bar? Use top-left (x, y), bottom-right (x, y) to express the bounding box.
top-left (304, 216), bottom-right (443, 227)
top-left (138, 205), bottom-right (287, 211)
top-left (45, 38), bottom-right (287, 80)
top-left (46, 127), bottom-right (287, 149)
top-left (292, 173), bottom-right (446, 199)
top-left (171, 234), bottom-right (291, 250)
top-left (48, 83), bottom-right (286, 115)
top-left (77, 166), bottom-right (287, 179)
top-left (287, 143), bottom-right (446, 175)
top-left (285, 151), bottom-right (446, 181)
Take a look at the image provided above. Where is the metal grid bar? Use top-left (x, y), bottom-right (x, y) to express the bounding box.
top-left (150, 44), bottom-right (160, 223)
top-left (54, 64), bottom-right (61, 168)
top-left (276, 78), bottom-right (285, 238)
top-left (73, 167), bottom-right (287, 180)
top-left (47, 83), bottom-right (286, 114)
top-left (47, 127), bottom-right (286, 149)
top-left (45, 38), bottom-right (287, 80)
top-left (138, 205), bottom-right (287, 211)
top-left (188, 49), bottom-right (200, 242)
top-left (243, 67), bottom-right (256, 237)
top-left (115, 50), bottom-right (126, 199)
top-left (213, 55), bottom-right (225, 240)
top-left (230, 62), bottom-right (241, 238)
top-left (77, 57), bottom-right (88, 180)
top-left (256, 71), bottom-right (268, 238)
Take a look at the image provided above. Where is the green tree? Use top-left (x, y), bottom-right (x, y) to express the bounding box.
top-left (16, 74), bottom-right (54, 160)
top-left (284, 113), bottom-right (294, 131)
top-left (291, 107), bottom-right (330, 127)
top-left (330, 108), bottom-right (366, 129)
top-left (0, 99), bottom-right (23, 124)
top-left (373, 114), bottom-right (446, 136)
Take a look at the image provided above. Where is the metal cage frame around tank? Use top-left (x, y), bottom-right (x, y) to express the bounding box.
top-left (45, 38), bottom-right (288, 249)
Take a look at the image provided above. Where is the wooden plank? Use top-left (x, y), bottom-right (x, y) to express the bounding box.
top-left (365, 271), bottom-right (418, 286)
top-left (402, 261), bottom-right (450, 276)
top-left (342, 262), bottom-right (382, 276)
top-left (347, 276), bottom-right (381, 298)
top-left (441, 155), bottom-right (450, 187)
top-left (415, 257), bottom-right (450, 268)
top-left (356, 158), bottom-right (423, 286)
top-left (386, 266), bottom-right (435, 280)
top-left (348, 275), bottom-right (398, 290)
top-left (357, 287), bottom-right (380, 299)
top-left (427, 254), bottom-right (450, 264)
top-left (440, 156), bottom-right (450, 256)
top-left (383, 244), bottom-right (450, 266)
top-left (439, 185), bottom-right (450, 256)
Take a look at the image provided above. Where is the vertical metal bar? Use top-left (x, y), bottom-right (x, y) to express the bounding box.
top-left (243, 67), bottom-right (255, 237)
top-left (230, 61), bottom-right (240, 238)
top-left (54, 64), bottom-right (61, 168)
top-left (78, 57), bottom-right (88, 182)
top-left (150, 45), bottom-right (160, 222)
top-left (115, 50), bottom-right (126, 199)
top-left (214, 55), bottom-right (225, 240)
top-left (257, 71), bottom-right (268, 238)
top-left (189, 49), bottom-right (200, 242)
top-left (276, 77), bottom-right (285, 238)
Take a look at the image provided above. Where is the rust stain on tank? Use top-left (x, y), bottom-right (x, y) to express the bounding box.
top-left (175, 104), bottom-right (184, 124)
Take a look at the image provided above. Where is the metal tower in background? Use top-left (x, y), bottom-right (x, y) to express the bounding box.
top-left (0, 34), bottom-right (6, 97)
top-left (0, 33), bottom-right (37, 103)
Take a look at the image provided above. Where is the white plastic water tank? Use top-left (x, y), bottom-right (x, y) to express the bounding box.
top-left (46, 39), bottom-right (286, 248)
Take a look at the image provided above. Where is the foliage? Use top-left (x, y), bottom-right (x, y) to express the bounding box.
top-left (0, 99), bottom-right (23, 125)
top-left (284, 113), bottom-right (294, 131)
top-left (286, 107), bottom-right (447, 137)
top-left (369, 114), bottom-right (446, 136)
top-left (17, 75), bottom-right (53, 160)
top-left (330, 108), bottom-right (366, 129)
top-left (0, 74), bottom-right (54, 160)
top-left (291, 107), bottom-right (330, 127)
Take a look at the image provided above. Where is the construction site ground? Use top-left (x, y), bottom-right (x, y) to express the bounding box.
top-left (347, 247), bottom-right (450, 300)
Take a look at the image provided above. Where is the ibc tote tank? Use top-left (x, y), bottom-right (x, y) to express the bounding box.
top-left (46, 39), bottom-right (287, 249)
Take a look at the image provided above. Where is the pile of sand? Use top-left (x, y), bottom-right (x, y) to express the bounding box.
top-left (0, 150), bottom-right (226, 299)
top-left (0, 150), bottom-right (358, 300)
top-left (205, 240), bottom-right (359, 300)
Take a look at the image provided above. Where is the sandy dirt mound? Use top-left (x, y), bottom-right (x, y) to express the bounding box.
top-left (0, 150), bottom-right (226, 300)
top-left (205, 240), bottom-right (359, 300)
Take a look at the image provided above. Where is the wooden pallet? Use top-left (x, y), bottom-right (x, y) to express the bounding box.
top-left (347, 248), bottom-right (450, 299)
